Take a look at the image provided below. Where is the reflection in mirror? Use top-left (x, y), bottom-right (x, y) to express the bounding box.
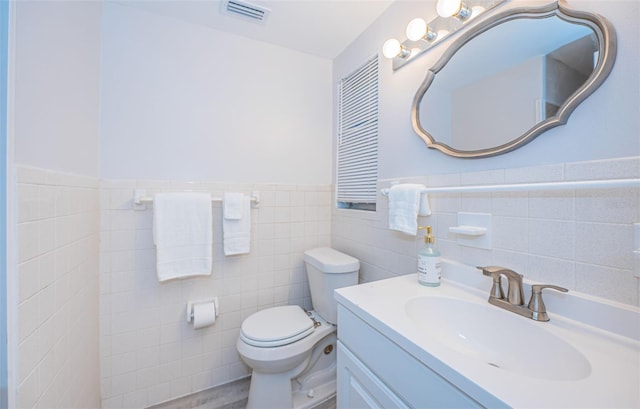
top-left (412, 1), bottom-right (616, 158)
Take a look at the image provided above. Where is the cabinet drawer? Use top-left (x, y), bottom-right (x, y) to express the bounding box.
top-left (338, 305), bottom-right (482, 408)
top-left (338, 342), bottom-right (410, 409)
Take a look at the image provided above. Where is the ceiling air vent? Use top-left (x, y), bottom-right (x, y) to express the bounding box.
top-left (222, 0), bottom-right (270, 24)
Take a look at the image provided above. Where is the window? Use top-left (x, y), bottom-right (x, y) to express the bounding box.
top-left (337, 55), bottom-right (379, 211)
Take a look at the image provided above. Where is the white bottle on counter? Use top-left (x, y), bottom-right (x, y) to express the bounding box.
top-left (417, 226), bottom-right (441, 286)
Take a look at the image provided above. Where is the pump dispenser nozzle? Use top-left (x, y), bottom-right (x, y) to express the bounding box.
top-left (418, 225), bottom-right (435, 244)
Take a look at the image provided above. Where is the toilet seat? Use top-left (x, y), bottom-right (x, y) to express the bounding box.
top-left (240, 305), bottom-right (316, 347)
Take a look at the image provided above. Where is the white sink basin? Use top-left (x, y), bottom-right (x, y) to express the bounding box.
top-left (405, 296), bottom-right (592, 381)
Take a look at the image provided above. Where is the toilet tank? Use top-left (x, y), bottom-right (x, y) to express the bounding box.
top-left (304, 247), bottom-right (359, 324)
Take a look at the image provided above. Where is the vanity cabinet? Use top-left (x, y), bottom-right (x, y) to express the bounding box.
top-left (337, 304), bottom-right (482, 409)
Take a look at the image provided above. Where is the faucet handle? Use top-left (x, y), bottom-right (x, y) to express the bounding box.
top-left (531, 284), bottom-right (569, 294)
top-left (477, 266), bottom-right (523, 304)
top-left (476, 266), bottom-right (505, 299)
top-left (528, 284), bottom-right (569, 322)
top-left (477, 266), bottom-right (507, 277)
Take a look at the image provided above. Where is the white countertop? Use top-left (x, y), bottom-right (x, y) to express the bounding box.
top-left (335, 262), bottom-right (640, 408)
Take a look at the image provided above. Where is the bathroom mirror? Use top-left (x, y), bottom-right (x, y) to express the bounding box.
top-left (411, 0), bottom-right (616, 158)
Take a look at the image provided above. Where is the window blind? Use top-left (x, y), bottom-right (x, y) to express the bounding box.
top-left (337, 56), bottom-right (379, 207)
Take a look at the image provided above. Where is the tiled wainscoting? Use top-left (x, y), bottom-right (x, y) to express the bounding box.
top-left (15, 166), bottom-right (101, 408)
top-left (99, 180), bottom-right (331, 408)
top-left (13, 156), bottom-right (639, 409)
top-left (332, 157), bottom-right (640, 307)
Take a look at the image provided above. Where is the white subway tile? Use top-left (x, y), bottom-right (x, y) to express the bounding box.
top-left (575, 222), bottom-right (633, 270)
top-left (17, 367), bottom-right (40, 409)
top-left (159, 342), bottom-right (182, 364)
top-left (528, 219), bottom-right (575, 260)
top-left (461, 169), bottom-right (505, 186)
top-left (575, 263), bottom-right (638, 305)
top-left (191, 371), bottom-right (213, 392)
top-left (18, 221), bottom-right (40, 263)
top-left (575, 188), bottom-right (639, 224)
top-left (505, 163), bottom-right (564, 184)
top-left (171, 376), bottom-right (192, 397)
top-left (529, 190), bottom-right (575, 221)
top-left (123, 390), bottom-right (148, 409)
top-left (18, 185), bottom-right (40, 223)
top-left (18, 260), bottom-right (40, 303)
top-left (110, 371), bottom-right (138, 396)
top-left (526, 255), bottom-right (575, 289)
top-left (490, 250), bottom-right (528, 275)
top-left (305, 191), bottom-right (320, 206)
top-left (110, 188), bottom-right (135, 210)
top-left (427, 172), bottom-right (460, 187)
top-left (461, 193), bottom-right (492, 213)
top-left (38, 285), bottom-right (55, 326)
top-left (111, 352), bottom-right (137, 376)
top-left (147, 381), bottom-right (172, 407)
top-left (18, 297), bottom-right (39, 342)
top-left (493, 217), bottom-right (529, 252)
top-left (18, 333), bottom-right (40, 385)
top-left (275, 191), bottom-right (290, 207)
top-left (491, 192), bottom-right (528, 217)
top-left (565, 157), bottom-right (640, 181)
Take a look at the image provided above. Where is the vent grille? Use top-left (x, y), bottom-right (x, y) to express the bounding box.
top-left (223, 0), bottom-right (270, 23)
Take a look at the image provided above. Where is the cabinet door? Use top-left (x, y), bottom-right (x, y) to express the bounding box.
top-left (337, 342), bottom-right (409, 409)
top-left (338, 305), bottom-right (485, 408)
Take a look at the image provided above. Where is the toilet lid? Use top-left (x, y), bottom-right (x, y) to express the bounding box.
top-left (240, 305), bottom-right (315, 347)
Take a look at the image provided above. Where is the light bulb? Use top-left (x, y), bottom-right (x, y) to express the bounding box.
top-left (382, 38), bottom-right (403, 59)
top-left (436, 0), bottom-right (471, 20)
top-left (436, 0), bottom-right (462, 18)
top-left (406, 18), bottom-right (427, 41)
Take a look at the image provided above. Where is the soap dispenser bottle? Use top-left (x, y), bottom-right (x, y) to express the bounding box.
top-left (417, 226), bottom-right (441, 286)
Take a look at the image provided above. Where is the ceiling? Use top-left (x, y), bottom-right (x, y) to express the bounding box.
top-left (113, 0), bottom-right (395, 59)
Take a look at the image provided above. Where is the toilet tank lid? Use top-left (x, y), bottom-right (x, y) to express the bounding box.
top-left (304, 247), bottom-right (359, 273)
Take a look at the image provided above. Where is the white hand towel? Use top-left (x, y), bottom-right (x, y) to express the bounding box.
top-left (223, 194), bottom-right (251, 256)
top-left (388, 184), bottom-right (429, 235)
top-left (224, 192), bottom-right (244, 220)
top-left (153, 192), bottom-right (212, 282)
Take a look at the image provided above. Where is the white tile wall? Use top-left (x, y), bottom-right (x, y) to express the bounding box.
top-left (332, 157), bottom-right (640, 307)
top-left (15, 166), bottom-right (101, 408)
top-left (13, 157), bottom-right (638, 409)
top-left (99, 180), bottom-right (331, 408)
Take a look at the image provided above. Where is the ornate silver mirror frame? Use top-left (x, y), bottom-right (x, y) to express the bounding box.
top-left (411, 0), bottom-right (617, 158)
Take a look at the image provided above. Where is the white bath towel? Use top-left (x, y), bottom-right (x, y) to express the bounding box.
top-left (223, 192), bottom-right (244, 220)
top-left (223, 194), bottom-right (251, 256)
top-left (153, 192), bottom-right (212, 282)
top-left (388, 184), bottom-right (429, 235)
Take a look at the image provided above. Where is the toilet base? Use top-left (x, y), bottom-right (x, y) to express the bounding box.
top-left (291, 333), bottom-right (337, 409)
top-left (292, 379), bottom-right (336, 409)
top-left (246, 355), bottom-right (309, 409)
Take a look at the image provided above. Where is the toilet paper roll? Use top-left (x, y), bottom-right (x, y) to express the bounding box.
top-left (192, 302), bottom-right (216, 329)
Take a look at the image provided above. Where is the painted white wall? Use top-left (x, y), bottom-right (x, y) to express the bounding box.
top-left (333, 0), bottom-right (639, 179)
top-left (13, 0), bottom-right (101, 177)
top-left (100, 2), bottom-right (333, 184)
top-left (1, 1), bottom-right (9, 407)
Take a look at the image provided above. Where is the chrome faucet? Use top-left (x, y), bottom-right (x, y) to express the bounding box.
top-left (477, 266), bottom-right (568, 322)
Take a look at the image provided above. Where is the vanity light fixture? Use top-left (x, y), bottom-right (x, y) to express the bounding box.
top-left (436, 0), bottom-right (472, 21)
top-left (382, 0), bottom-right (505, 71)
top-left (406, 18), bottom-right (438, 42)
top-left (382, 38), bottom-right (411, 59)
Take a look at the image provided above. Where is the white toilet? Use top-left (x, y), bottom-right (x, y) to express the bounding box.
top-left (236, 247), bottom-right (359, 409)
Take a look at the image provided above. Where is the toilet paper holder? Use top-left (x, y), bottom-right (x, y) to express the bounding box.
top-left (186, 298), bottom-right (219, 323)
